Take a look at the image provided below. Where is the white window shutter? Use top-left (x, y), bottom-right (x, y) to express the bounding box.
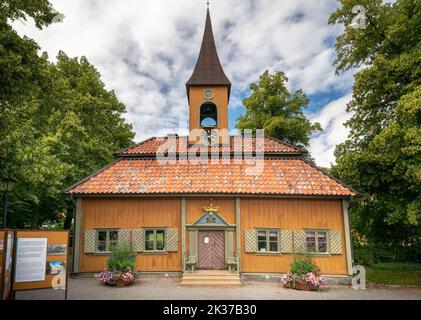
top-left (280, 230), bottom-right (293, 253)
top-left (293, 230), bottom-right (306, 253)
top-left (244, 229), bottom-right (257, 253)
top-left (84, 230), bottom-right (96, 253)
top-left (118, 229), bottom-right (131, 246)
top-left (166, 228), bottom-right (179, 252)
top-left (132, 229), bottom-right (144, 252)
top-left (329, 231), bottom-right (342, 255)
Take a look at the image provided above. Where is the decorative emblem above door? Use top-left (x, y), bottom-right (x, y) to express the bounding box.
top-left (191, 202), bottom-right (230, 227)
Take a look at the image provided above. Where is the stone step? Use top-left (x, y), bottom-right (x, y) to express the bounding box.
top-left (182, 276), bottom-right (240, 281)
top-left (183, 271), bottom-right (239, 276)
top-left (182, 274), bottom-right (240, 280)
top-left (181, 270), bottom-right (241, 287)
top-left (180, 280), bottom-right (242, 287)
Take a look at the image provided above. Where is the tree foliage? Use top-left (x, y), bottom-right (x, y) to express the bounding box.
top-left (330, 0), bottom-right (421, 245)
top-left (0, 1), bottom-right (134, 228)
top-left (236, 70), bottom-right (321, 149)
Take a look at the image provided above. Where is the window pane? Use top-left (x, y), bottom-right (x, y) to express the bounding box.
top-left (109, 231), bottom-right (118, 241)
top-left (257, 231), bottom-right (267, 242)
top-left (145, 241), bottom-right (154, 251)
top-left (97, 241), bottom-right (107, 252)
top-left (317, 232), bottom-right (327, 253)
top-left (145, 230), bottom-right (154, 251)
top-left (269, 241), bottom-right (278, 252)
top-left (317, 232), bottom-right (326, 242)
top-left (307, 242), bottom-right (316, 252)
top-left (306, 231), bottom-right (315, 238)
top-left (258, 241), bottom-right (267, 252)
top-left (156, 230), bottom-right (165, 250)
top-left (269, 231), bottom-right (278, 242)
top-left (318, 241), bottom-right (327, 253)
top-left (98, 231), bottom-right (107, 241)
top-left (145, 230), bottom-right (154, 241)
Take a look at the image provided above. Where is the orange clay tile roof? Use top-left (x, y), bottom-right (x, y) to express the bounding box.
top-left (66, 158), bottom-right (356, 196)
top-left (117, 136), bottom-right (303, 156)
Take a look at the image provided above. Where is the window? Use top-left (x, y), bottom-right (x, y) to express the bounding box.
top-left (257, 229), bottom-right (279, 253)
top-left (145, 229), bottom-right (166, 252)
top-left (306, 230), bottom-right (328, 253)
top-left (96, 229), bottom-right (118, 253)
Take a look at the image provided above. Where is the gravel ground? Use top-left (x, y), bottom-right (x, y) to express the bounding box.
top-left (15, 276), bottom-right (421, 300)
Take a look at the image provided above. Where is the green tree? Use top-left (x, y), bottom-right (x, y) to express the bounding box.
top-left (236, 70), bottom-right (321, 149)
top-left (1, 1), bottom-right (135, 229)
top-left (329, 0), bottom-right (421, 246)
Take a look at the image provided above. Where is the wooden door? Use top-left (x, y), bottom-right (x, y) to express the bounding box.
top-left (198, 231), bottom-right (225, 270)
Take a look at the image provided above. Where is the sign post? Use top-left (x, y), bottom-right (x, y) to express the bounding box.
top-left (0, 229), bottom-right (15, 300)
top-left (4, 230), bottom-right (70, 300)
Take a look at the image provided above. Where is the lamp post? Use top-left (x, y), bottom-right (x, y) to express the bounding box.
top-left (2, 179), bottom-right (16, 229)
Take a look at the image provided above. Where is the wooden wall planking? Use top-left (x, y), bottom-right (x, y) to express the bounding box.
top-left (240, 198), bottom-right (348, 275)
top-left (80, 197), bottom-right (348, 275)
top-left (80, 198), bottom-right (182, 272)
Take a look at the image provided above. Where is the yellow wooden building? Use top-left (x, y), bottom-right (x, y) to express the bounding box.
top-left (66, 8), bottom-right (356, 284)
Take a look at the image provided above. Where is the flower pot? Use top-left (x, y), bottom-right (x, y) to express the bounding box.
top-left (116, 279), bottom-right (125, 288)
top-left (293, 280), bottom-right (313, 291)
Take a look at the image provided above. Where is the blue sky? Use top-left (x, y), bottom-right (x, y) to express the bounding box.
top-left (13, 0), bottom-right (357, 167)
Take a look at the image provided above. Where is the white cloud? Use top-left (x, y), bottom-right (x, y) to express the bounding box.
top-left (309, 94), bottom-right (353, 167)
top-left (11, 0), bottom-right (356, 166)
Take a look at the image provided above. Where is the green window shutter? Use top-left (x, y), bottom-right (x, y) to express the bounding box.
top-left (329, 231), bottom-right (342, 255)
top-left (166, 228), bottom-right (179, 252)
top-left (188, 230), bottom-right (197, 257)
top-left (226, 230), bottom-right (235, 258)
top-left (280, 230), bottom-right (293, 254)
top-left (293, 230), bottom-right (306, 253)
top-left (244, 229), bottom-right (257, 253)
top-left (84, 230), bottom-right (96, 253)
top-left (118, 229), bottom-right (132, 247)
top-left (132, 229), bottom-right (144, 252)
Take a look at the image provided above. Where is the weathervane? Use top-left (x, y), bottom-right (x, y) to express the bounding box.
top-left (207, 1), bottom-right (210, 8)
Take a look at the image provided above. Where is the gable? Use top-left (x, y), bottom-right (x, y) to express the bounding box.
top-left (193, 212), bottom-right (230, 226)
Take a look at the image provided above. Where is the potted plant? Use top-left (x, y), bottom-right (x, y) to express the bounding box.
top-left (281, 255), bottom-right (326, 291)
top-left (97, 243), bottom-right (138, 287)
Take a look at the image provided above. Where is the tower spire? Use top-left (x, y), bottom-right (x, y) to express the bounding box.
top-left (186, 6), bottom-right (231, 99)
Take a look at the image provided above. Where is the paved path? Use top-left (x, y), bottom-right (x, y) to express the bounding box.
top-left (15, 276), bottom-right (421, 300)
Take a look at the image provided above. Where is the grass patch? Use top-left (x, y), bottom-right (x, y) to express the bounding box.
top-left (367, 262), bottom-right (421, 285)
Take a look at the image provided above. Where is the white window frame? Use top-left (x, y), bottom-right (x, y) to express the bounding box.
top-left (256, 229), bottom-right (280, 254)
top-left (95, 229), bottom-right (119, 254)
top-left (144, 228), bottom-right (166, 252)
top-left (305, 229), bottom-right (329, 254)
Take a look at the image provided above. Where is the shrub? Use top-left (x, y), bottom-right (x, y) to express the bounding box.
top-left (353, 242), bottom-right (421, 266)
top-left (290, 255), bottom-right (318, 275)
top-left (353, 245), bottom-right (375, 266)
top-left (97, 243), bottom-right (138, 286)
top-left (106, 243), bottom-right (137, 272)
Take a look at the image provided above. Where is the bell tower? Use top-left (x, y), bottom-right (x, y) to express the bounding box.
top-left (186, 7), bottom-right (231, 145)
